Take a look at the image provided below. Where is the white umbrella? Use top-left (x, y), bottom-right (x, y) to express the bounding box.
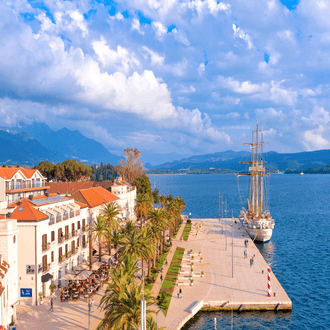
top-left (75, 270), bottom-right (93, 280)
top-left (59, 272), bottom-right (76, 281)
top-left (74, 262), bottom-right (89, 272)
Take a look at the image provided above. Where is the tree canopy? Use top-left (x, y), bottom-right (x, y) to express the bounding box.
top-left (115, 148), bottom-right (144, 183)
top-left (34, 159), bottom-right (92, 182)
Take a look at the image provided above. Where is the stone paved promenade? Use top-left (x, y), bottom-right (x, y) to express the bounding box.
top-left (16, 283), bottom-right (106, 330)
top-left (156, 218), bottom-right (292, 330)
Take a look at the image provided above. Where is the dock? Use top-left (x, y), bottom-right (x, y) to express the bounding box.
top-left (156, 218), bottom-right (292, 330)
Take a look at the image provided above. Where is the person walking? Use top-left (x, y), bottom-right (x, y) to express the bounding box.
top-left (49, 297), bottom-right (54, 312)
top-left (244, 249), bottom-right (248, 259)
top-left (179, 288), bottom-right (182, 298)
top-left (160, 274), bottom-right (163, 282)
top-left (91, 298), bottom-right (94, 312)
top-left (165, 259), bottom-right (168, 266)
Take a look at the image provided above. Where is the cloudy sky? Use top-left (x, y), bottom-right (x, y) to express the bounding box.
top-left (1, 0), bottom-right (329, 164)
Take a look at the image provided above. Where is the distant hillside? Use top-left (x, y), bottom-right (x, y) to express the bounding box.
top-left (150, 149), bottom-right (330, 173)
top-left (0, 130), bottom-right (61, 166)
top-left (14, 122), bottom-right (121, 165)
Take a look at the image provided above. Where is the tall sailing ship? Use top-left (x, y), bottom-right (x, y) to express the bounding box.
top-left (237, 122), bottom-right (275, 243)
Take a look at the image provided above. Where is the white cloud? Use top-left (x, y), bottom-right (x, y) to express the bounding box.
top-left (171, 28), bottom-right (190, 46)
top-left (109, 12), bottom-right (124, 20)
top-left (219, 76), bottom-right (266, 94)
top-left (198, 63), bottom-right (205, 75)
top-left (131, 18), bottom-right (144, 34)
top-left (92, 38), bottom-right (140, 73)
top-left (302, 130), bottom-right (330, 150)
top-left (152, 21), bottom-right (167, 38)
top-left (256, 107), bottom-right (286, 120)
top-left (142, 46), bottom-right (165, 65)
top-left (232, 24), bottom-right (252, 49)
top-left (187, 0), bottom-right (230, 16)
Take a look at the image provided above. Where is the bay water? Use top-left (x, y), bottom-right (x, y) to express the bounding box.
top-left (149, 174), bottom-right (330, 330)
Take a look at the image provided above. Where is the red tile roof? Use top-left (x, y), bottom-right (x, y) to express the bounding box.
top-left (0, 167), bottom-right (43, 179)
top-left (48, 182), bottom-right (94, 195)
top-left (8, 198), bottom-right (48, 221)
top-left (74, 200), bottom-right (88, 208)
top-left (71, 187), bottom-right (119, 208)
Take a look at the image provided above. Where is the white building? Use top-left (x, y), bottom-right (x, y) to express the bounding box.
top-left (6, 194), bottom-right (90, 306)
top-left (0, 166), bottom-right (49, 209)
top-left (0, 219), bottom-right (18, 327)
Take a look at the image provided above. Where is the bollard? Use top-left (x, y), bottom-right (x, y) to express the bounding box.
top-left (267, 268), bottom-right (271, 297)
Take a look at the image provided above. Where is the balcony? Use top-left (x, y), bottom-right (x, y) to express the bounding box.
top-left (72, 230), bottom-right (78, 237)
top-left (75, 210), bottom-right (80, 216)
top-left (82, 242), bottom-right (87, 248)
top-left (58, 237), bottom-right (64, 244)
top-left (64, 233), bottom-right (72, 241)
top-left (42, 243), bottom-right (50, 252)
top-left (6, 181), bottom-right (49, 192)
top-left (58, 255), bottom-right (66, 264)
top-left (42, 264), bottom-right (51, 273)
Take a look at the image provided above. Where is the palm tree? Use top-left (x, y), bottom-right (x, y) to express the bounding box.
top-left (88, 215), bottom-right (107, 262)
top-left (111, 228), bottom-right (125, 251)
top-left (122, 220), bottom-right (136, 236)
top-left (135, 194), bottom-right (153, 228)
top-left (100, 281), bottom-right (155, 330)
top-left (101, 201), bottom-right (120, 256)
top-left (146, 221), bottom-right (163, 275)
top-left (148, 208), bottom-right (168, 252)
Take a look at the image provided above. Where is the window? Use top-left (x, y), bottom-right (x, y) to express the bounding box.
top-left (72, 223), bottom-right (75, 232)
top-left (13, 235), bottom-right (16, 244)
top-left (77, 238), bottom-right (80, 247)
top-left (51, 231), bottom-right (55, 242)
top-left (77, 221), bottom-right (80, 230)
top-left (51, 251), bottom-right (54, 263)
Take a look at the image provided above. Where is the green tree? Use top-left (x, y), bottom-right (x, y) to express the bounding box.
top-left (34, 161), bottom-right (55, 181)
top-left (101, 202), bottom-right (120, 256)
top-left (135, 194), bottom-right (153, 228)
top-left (148, 208), bottom-right (168, 252)
top-left (133, 174), bottom-right (153, 199)
top-left (88, 216), bottom-right (107, 262)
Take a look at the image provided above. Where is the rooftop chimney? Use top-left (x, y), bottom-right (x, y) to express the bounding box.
top-left (17, 200), bottom-right (22, 206)
top-left (45, 192), bottom-right (49, 198)
top-left (29, 195), bottom-right (33, 200)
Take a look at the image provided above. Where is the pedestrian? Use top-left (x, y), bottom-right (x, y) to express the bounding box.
top-left (160, 274), bottom-right (163, 282)
top-left (170, 241), bottom-right (172, 247)
top-left (165, 259), bottom-right (168, 266)
top-left (180, 265), bottom-right (182, 271)
top-left (49, 297), bottom-right (54, 312)
top-left (88, 301), bottom-right (91, 313)
top-left (179, 288), bottom-right (182, 298)
top-left (91, 298), bottom-right (94, 312)
top-left (250, 258), bottom-right (252, 267)
top-left (161, 267), bottom-right (163, 273)
top-left (244, 249), bottom-right (247, 259)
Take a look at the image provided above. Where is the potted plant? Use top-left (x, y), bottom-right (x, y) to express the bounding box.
top-left (190, 267), bottom-right (194, 274)
top-left (190, 249), bottom-right (193, 253)
top-left (200, 257), bottom-right (203, 262)
top-left (198, 251), bottom-right (201, 256)
top-left (201, 271), bottom-right (204, 277)
top-left (38, 292), bottom-right (44, 305)
top-left (190, 279), bottom-right (194, 286)
top-left (49, 283), bottom-right (56, 295)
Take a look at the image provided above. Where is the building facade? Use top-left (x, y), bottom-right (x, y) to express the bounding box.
top-left (6, 194), bottom-right (89, 306)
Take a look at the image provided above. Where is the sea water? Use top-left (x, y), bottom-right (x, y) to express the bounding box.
top-left (149, 174), bottom-right (330, 330)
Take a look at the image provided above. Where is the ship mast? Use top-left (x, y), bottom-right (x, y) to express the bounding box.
top-left (255, 122), bottom-right (259, 217)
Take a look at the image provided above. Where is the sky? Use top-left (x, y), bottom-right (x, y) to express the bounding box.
top-left (1, 0), bottom-right (330, 164)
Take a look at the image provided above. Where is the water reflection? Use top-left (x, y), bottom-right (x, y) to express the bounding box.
top-left (255, 240), bottom-right (276, 267)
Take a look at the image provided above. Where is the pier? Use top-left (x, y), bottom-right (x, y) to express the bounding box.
top-left (156, 217), bottom-right (292, 330)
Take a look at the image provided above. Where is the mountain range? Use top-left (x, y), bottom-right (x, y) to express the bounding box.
top-left (149, 149), bottom-right (330, 172)
top-left (0, 123), bottom-right (121, 166)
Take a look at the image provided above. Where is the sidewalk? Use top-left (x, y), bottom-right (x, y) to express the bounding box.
top-left (151, 220), bottom-right (186, 298)
top-left (16, 283), bottom-right (107, 330)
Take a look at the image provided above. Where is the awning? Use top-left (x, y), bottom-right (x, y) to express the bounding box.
top-left (59, 272), bottom-right (76, 281)
top-left (41, 273), bottom-right (53, 283)
top-left (11, 300), bottom-right (19, 308)
top-left (75, 270), bottom-right (93, 280)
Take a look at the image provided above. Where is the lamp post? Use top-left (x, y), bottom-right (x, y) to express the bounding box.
top-left (224, 200), bottom-right (228, 251)
top-left (221, 195), bottom-right (225, 234)
top-left (232, 209), bottom-right (234, 278)
top-left (218, 191), bottom-right (221, 224)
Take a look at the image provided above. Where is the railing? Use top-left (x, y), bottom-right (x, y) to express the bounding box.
top-left (6, 181), bottom-right (48, 190)
top-left (70, 210), bottom-right (74, 218)
top-left (42, 265), bottom-right (51, 273)
top-left (56, 215), bottom-right (62, 223)
top-left (64, 233), bottom-right (71, 240)
top-left (72, 230), bottom-right (78, 237)
top-left (63, 212), bottom-right (68, 220)
top-left (58, 237), bottom-right (64, 244)
top-left (42, 243), bottom-right (50, 252)
top-left (49, 216), bottom-right (55, 225)
top-left (58, 255), bottom-right (66, 264)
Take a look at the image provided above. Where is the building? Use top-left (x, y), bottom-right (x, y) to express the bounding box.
top-left (5, 194), bottom-right (89, 306)
top-left (49, 180), bottom-right (137, 221)
top-left (0, 219), bottom-right (18, 327)
top-left (0, 166), bottom-right (49, 209)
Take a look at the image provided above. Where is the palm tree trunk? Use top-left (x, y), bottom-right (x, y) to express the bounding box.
top-left (99, 234), bottom-right (102, 262)
top-left (108, 237), bottom-right (111, 256)
top-left (148, 257), bottom-right (151, 277)
top-left (163, 230), bottom-right (166, 250)
top-left (142, 258), bottom-right (145, 278)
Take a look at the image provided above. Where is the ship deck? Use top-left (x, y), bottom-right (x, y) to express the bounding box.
top-left (156, 217), bottom-right (292, 330)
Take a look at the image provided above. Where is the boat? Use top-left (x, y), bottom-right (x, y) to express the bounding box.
top-left (237, 122), bottom-right (275, 243)
top-left (300, 172), bottom-right (304, 175)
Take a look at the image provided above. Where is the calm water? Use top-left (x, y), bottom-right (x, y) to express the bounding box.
top-left (149, 174), bottom-right (330, 330)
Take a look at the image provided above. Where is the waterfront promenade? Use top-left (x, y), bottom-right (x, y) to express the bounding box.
top-left (156, 218), bottom-right (292, 330)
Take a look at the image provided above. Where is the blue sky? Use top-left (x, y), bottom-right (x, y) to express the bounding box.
top-left (1, 0), bottom-right (330, 164)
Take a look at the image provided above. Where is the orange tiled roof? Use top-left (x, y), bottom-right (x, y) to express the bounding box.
top-left (0, 167), bottom-right (43, 180)
top-left (71, 187), bottom-right (118, 208)
top-left (74, 200), bottom-right (88, 208)
top-left (8, 198), bottom-right (48, 221)
top-left (48, 182), bottom-right (94, 195)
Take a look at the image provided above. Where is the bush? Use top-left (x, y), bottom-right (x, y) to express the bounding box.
top-left (187, 219), bottom-right (191, 224)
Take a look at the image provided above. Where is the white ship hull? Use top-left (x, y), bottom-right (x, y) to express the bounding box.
top-left (241, 217), bottom-right (275, 243)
